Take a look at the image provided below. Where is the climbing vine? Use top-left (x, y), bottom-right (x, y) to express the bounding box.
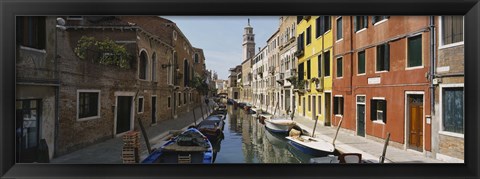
top-left (74, 36), bottom-right (132, 69)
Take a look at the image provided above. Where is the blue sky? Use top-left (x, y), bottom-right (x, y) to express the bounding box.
top-left (163, 16), bottom-right (279, 80)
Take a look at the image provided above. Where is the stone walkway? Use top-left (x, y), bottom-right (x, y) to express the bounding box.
top-left (51, 102), bottom-right (214, 164)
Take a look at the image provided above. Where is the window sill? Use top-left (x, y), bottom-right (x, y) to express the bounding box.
top-left (355, 28), bottom-right (367, 34)
top-left (438, 41), bottom-right (464, 50)
top-left (373, 120), bottom-right (385, 125)
top-left (405, 66), bottom-right (424, 70)
top-left (439, 131), bottom-right (464, 139)
top-left (77, 116), bottom-right (101, 122)
top-left (375, 70), bottom-right (388, 74)
top-left (335, 38), bottom-right (343, 43)
top-left (373, 19), bottom-right (388, 26)
top-left (356, 73), bottom-right (366, 76)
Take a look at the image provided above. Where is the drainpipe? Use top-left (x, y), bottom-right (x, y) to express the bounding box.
top-left (349, 16), bottom-right (354, 95)
top-left (429, 16), bottom-right (435, 117)
top-left (53, 18), bottom-right (66, 158)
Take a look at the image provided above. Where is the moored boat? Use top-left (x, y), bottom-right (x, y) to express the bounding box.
top-left (141, 128), bottom-right (213, 164)
top-left (264, 116), bottom-right (296, 134)
top-left (285, 135), bottom-right (335, 157)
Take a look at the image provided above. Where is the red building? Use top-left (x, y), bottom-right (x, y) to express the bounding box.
top-left (332, 16), bottom-right (433, 156)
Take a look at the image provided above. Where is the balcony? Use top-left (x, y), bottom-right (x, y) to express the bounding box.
top-left (305, 80), bottom-right (311, 92)
top-left (294, 49), bottom-right (304, 57)
top-left (276, 73), bottom-right (284, 85)
top-left (313, 77), bottom-right (323, 92)
top-left (17, 46), bottom-right (58, 83)
top-left (268, 66), bottom-right (275, 75)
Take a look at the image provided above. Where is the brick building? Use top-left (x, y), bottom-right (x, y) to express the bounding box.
top-left (332, 16), bottom-right (433, 156)
top-left (52, 16), bottom-right (206, 156)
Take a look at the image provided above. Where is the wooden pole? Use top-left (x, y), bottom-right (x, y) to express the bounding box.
top-left (311, 115), bottom-right (319, 137)
top-left (137, 117), bottom-right (151, 154)
top-left (380, 132), bottom-right (391, 163)
top-left (332, 118), bottom-right (343, 146)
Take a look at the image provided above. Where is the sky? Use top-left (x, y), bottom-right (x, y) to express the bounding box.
top-left (162, 16), bottom-right (279, 80)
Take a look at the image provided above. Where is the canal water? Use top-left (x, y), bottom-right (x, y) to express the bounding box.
top-left (213, 106), bottom-right (315, 163)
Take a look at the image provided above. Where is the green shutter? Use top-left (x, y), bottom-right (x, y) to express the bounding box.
top-left (376, 46), bottom-right (382, 71)
top-left (370, 99), bottom-right (377, 121)
top-left (408, 35), bottom-right (422, 67)
top-left (382, 100), bottom-right (387, 123)
top-left (384, 44), bottom-right (390, 71)
top-left (358, 51), bottom-right (365, 74)
top-left (318, 55), bottom-right (322, 77)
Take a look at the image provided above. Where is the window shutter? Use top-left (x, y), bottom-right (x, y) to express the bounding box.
top-left (382, 100), bottom-right (387, 123)
top-left (363, 16), bottom-right (368, 28)
top-left (376, 46), bottom-right (381, 71)
top-left (370, 99), bottom-right (377, 121)
top-left (334, 97), bottom-right (339, 114)
top-left (340, 97), bottom-right (344, 115)
top-left (372, 16), bottom-right (377, 24)
top-left (320, 17), bottom-right (325, 35)
top-left (353, 16), bottom-right (357, 31)
top-left (384, 44), bottom-right (390, 71)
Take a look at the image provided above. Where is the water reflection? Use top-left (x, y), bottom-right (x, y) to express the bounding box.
top-left (213, 106), bottom-right (313, 163)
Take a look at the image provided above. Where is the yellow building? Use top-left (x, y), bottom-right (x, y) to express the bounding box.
top-left (295, 16), bottom-right (333, 126)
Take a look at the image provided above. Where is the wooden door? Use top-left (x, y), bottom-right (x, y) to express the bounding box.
top-left (408, 94), bottom-right (423, 151)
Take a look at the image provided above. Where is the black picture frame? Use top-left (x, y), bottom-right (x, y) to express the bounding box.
top-left (1, 0), bottom-right (479, 178)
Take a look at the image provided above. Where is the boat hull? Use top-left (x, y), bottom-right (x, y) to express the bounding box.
top-left (285, 136), bottom-right (335, 157)
top-left (264, 120), bottom-right (294, 134)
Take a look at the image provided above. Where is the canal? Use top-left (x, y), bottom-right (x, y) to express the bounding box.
top-left (212, 105), bottom-right (315, 163)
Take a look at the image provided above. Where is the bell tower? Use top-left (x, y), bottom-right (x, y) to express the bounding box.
top-left (242, 18), bottom-right (255, 62)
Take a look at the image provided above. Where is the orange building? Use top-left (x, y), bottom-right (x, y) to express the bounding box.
top-left (332, 16), bottom-right (433, 155)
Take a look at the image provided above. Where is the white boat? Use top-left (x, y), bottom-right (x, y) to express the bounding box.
top-left (264, 116), bottom-right (296, 134)
top-left (285, 135), bottom-right (335, 156)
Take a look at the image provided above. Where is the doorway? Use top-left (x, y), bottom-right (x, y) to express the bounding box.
top-left (356, 95), bottom-right (366, 137)
top-left (151, 96), bottom-right (157, 125)
top-left (325, 92), bottom-right (331, 126)
top-left (16, 99), bottom-right (42, 163)
top-left (312, 96), bottom-right (317, 120)
top-left (116, 96), bottom-right (133, 135)
top-left (302, 97), bottom-right (306, 116)
top-left (407, 93), bottom-right (424, 152)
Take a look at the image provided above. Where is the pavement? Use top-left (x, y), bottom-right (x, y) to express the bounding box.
top-left (51, 102), bottom-right (215, 164)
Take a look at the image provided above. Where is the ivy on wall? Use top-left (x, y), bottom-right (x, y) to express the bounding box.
top-left (74, 36), bottom-right (132, 69)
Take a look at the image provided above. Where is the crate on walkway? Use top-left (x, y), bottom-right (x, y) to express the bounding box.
top-left (122, 131), bottom-right (140, 163)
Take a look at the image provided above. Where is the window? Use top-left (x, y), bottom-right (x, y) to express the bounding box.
top-left (298, 62), bottom-right (304, 81)
top-left (307, 60), bottom-right (311, 79)
top-left (194, 53), bottom-right (199, 63)
top-left (306, 26), bottom-right (311, 45)
top-left (316, 16), bottom-right (331, 38)
top-left (139, 51), bottom-right (148, 80)
top-left (354, 16), bottom-right (368, 32)
top-left (317, 54), bottom-right (322, 77)
top-left (370, 99), bottom-right (387, 123)
top-left (308, 95), bottom-right (311, 111)
top-left (178, 93), bottom-right (181, 107)
top-left (372, 16), bottom-right (389, 25)
top-left (441, 16), bottom-right (464, 46)
top-left (408, 35), bottom-right (422, 68)
top-left (16, 16), bottom-right (46, 49)
top-left (152, 53), bottom-right (157, 82)
top-left (297, 32), bottom-right (305, 52)
top-left (324, 51), bottom-right (331, 77)
top-left (336, 57), bottom-right (343, 78)
top-left (376, 43), bottom-right (390, 71)
top-left (168, 96), bottom-right (171, 108)
top-left (184, 93), bottom-right (187, 104)
top-left (77, 90), bottom-right (100, 120)
top-left (442, 87), bottom-right (464, 134)
top-left (333, 96), bottom-right (344, 115)
top-left (318, 95), bottom-right (322, 115)
top-left (138, 97), bottom-right (144, 113)
top-left (336, 17), bottom-right (343, 40)
top-left (358, 51), bottom-right (366, 74)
